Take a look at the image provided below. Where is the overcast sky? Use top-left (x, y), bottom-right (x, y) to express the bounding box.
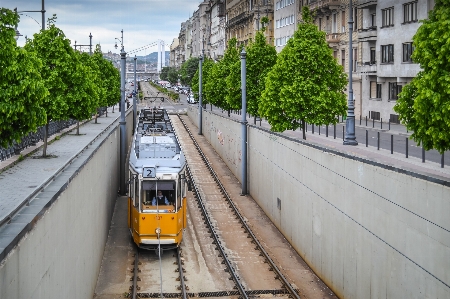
top-left (2, 0), bottom-right (201, 55)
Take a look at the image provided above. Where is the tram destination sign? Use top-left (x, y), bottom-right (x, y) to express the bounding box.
top-left (143, 167), bottom-right (156, 178)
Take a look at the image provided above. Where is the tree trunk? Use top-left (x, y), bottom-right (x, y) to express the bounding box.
top-left (302, 119), bottom-right (306, 140)
top-left (228, 109), bottom-right (230, 117)
top-left (77, 121), bottom-right (80, 135)
top-left (95, 109), bottom-right (98, 124)
top-left (112, 105), bottom-right (115, 113)
top-left (106, 107), bottom-right (108, 117)
top-left (254, 115), bottom-right (256, 125)
top-left (42, 123), bottom-right (48, 157)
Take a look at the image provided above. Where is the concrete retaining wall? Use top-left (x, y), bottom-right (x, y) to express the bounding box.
top-left (0, 111), bottom-right (133, 299)
top-left (187, 106), bottom-right (450, 299)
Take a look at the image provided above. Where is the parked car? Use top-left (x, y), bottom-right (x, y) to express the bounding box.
top-left (186, 93), bottom-right (197, 104)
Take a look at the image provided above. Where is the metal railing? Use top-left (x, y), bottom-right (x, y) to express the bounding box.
top-left (0, 119), bottom-right (76, 162)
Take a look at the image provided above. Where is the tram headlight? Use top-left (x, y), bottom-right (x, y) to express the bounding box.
top-left (155, 227), bottom-right (161, 234)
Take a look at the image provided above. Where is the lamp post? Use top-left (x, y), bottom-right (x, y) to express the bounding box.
top-left (133, 55), bottom-right (137, 132)
top-left (115, 29), bottom-right (127, 195)
top-left (198, 36), bottom-right (205, 135)
top-left (14, 0), bottom-right (45, 33)
top-left (343, 0), bottom-right (358, 146)
top-left (240, 49), bottom-right (248, 195)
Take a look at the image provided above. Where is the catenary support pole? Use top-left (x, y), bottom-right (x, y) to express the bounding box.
top-left (198, 54), bottom-right (203, 135)
top-left (89, 32), bottom-right (92, 55)
top-left (133, 55), bottom-right (137, 132)
top-left (343, 0), bottom-right (358, 146)
top-left (241, 49), bottom-right (248, 195)
top-left (119, 30), bottom-right (127, 195)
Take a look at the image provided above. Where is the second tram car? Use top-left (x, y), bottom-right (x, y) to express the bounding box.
top-left (128, 108), bottom-right (187, 251)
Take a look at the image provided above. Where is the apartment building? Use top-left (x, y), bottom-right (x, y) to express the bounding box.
top-left (274, 0), bottom-right (297, 52)
top-left (300, 0), bottom-right (362, 118)
top-left (170, 38), bottom-right (179, 67)
top-left (226, 0), bottom-right (274, 47)
top-left (208, 0), bottom-right (226, 60)
top-left (358, 0), bottom-right (433, 123)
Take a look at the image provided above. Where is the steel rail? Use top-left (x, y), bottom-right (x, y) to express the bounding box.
top-left (178, 115), bottom-right (300, 299)
top-left (0, 113), bottom-right (123, 229)
top-left (186, 164), bottom-right (248, 299)
top-left (132, 249), bottom-right (139, 299)
top-left (176, 247), bottom-right (188, 299)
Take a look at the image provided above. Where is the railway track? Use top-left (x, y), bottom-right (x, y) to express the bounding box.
top-left (129, 247), bottom-right (188, 299)
top-left (177, 115), bottom-right (301, 299)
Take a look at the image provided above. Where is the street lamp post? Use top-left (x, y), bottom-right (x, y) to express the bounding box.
top-left (115, 29), bottom-right (127, 195)
top-left (198, 36), bottom-right (205, 135)
top-left (133, 55), bottom-right (137, 132)
top-left (240, 49), bottom-right (248, 195)
top-left (343, 0), bottom-right (358, 146)
top-left (14, 0), bottom-right (45, 32)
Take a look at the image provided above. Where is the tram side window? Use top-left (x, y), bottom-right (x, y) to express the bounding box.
top-left (134, 179), bottom-right (139, 207)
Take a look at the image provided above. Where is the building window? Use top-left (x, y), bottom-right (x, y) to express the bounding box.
top-left (403, 1), bottom-right (418, 23)
top-left (353, 48), bottom-right (357, 72)
top-left (381, 7), bottom-right (394, 27)
top-left (370, 47), bottom-right (376, 64)
top-left (341, 49), bottom-right (345, 66)
top-left (381, 44), bottom-right (394, 63)
top-left (389, 82), bottom-right (402, 100)
top-left (371, 13), bottom-right (377, 27)
top-left (341, 10), bottom-right (346, 32)
top-left (390, 114), bottom-right (400, 124)
top-left (318, 18), bottom-right (322, 30)
top-left (354, 8), bottom-right (358, 30)
top-left (402, 42), bottom-right (414, 62)
top-left (370, 111), bottom-right (380, 120)
top-left (332, 13), bottom-right (337, 33)
top-left (370, 81), bottom-right (382, 98)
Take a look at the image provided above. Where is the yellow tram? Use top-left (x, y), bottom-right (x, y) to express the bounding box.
top-left (128, 108), bottom-right (187, 251)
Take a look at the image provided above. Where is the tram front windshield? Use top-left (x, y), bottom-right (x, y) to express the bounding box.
top-left (141, 181), bottom-right (179, 210)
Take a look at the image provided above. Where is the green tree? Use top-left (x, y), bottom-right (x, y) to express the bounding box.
top-left (160, 66), bottom-right (170, 81)
top-left (191, 57), bottom-right (214, 104)
top-left (259, 7), bottom-right (347, 139)
top-left (24, 15), bottom-right (81, 156)
top-left (167, 67), bottom-right (179, 84)
top-left (226, 29), bottom-right (277, 117)
top-left (394, 0), bottom-right (450, 153)
top-left (93, 46), bottom-right (120, 115)
top-left (205, 38), bottom-right (239, 112)
top-left (0, 8), bottom-right (47, 147)
top-left (69, 51), bottom-right (99, 131)
top-left (179, 57), bottom-right (199, 86)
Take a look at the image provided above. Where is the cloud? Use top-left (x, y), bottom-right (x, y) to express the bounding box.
top-left (5, 0), bottom-right (201, 51)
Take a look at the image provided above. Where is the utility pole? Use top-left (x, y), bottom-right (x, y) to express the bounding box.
top-left (198, 36), bottom-right (205, 135)
top-left (344, 0), bottom-right (358, 145)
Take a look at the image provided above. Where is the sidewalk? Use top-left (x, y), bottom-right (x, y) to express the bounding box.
top-left (211, 108), bottom-right (450, 184)
top-left (0, 106), bottom-right (121, 225)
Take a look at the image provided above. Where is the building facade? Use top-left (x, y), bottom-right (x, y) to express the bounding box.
top-left (358, 0), bottom-right (433, 123)
top-left (274, 0), bottom-right (297, 52)
top-left (226, 0), bottom-right (274, 48)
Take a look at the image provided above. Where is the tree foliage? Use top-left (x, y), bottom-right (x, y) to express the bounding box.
top-left (167, 67), bottom-right (179, 84)
top-left (179, 57), bottom-right (199, 86)
top-left (70, 52), bottom-right (99, 126)
top-left (0, 8), bottom-right (47, 147)
top-left (25, 16), bottom-right (85, 155)
top-left (205, 38), bottom-right (239, 111)
top-left (226, 29), bottom-right (277, 115)
top-left (93, 45), bottom-right (120, 109)
top-left (259, 7), bottom-right (347, 136)
top-left (191, 57), bottom-right (214, 104)
top-left (394, 0), bottom-right (450, 153)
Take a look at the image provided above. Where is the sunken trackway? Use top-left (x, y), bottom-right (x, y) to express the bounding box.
top-left (172, 114), bottom-right (337, 299)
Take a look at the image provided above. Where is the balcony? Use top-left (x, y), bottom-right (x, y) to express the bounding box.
top-left (357, 61), bottom-right (377, 74)
top-left (326, 33), bottom-right (342, 46)
top-left (358, 0), bottom-right (377, 9)
top-left (358, 27), bottom-right (377, 42)
top-left (309, 0), bottom-right (341, 12)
